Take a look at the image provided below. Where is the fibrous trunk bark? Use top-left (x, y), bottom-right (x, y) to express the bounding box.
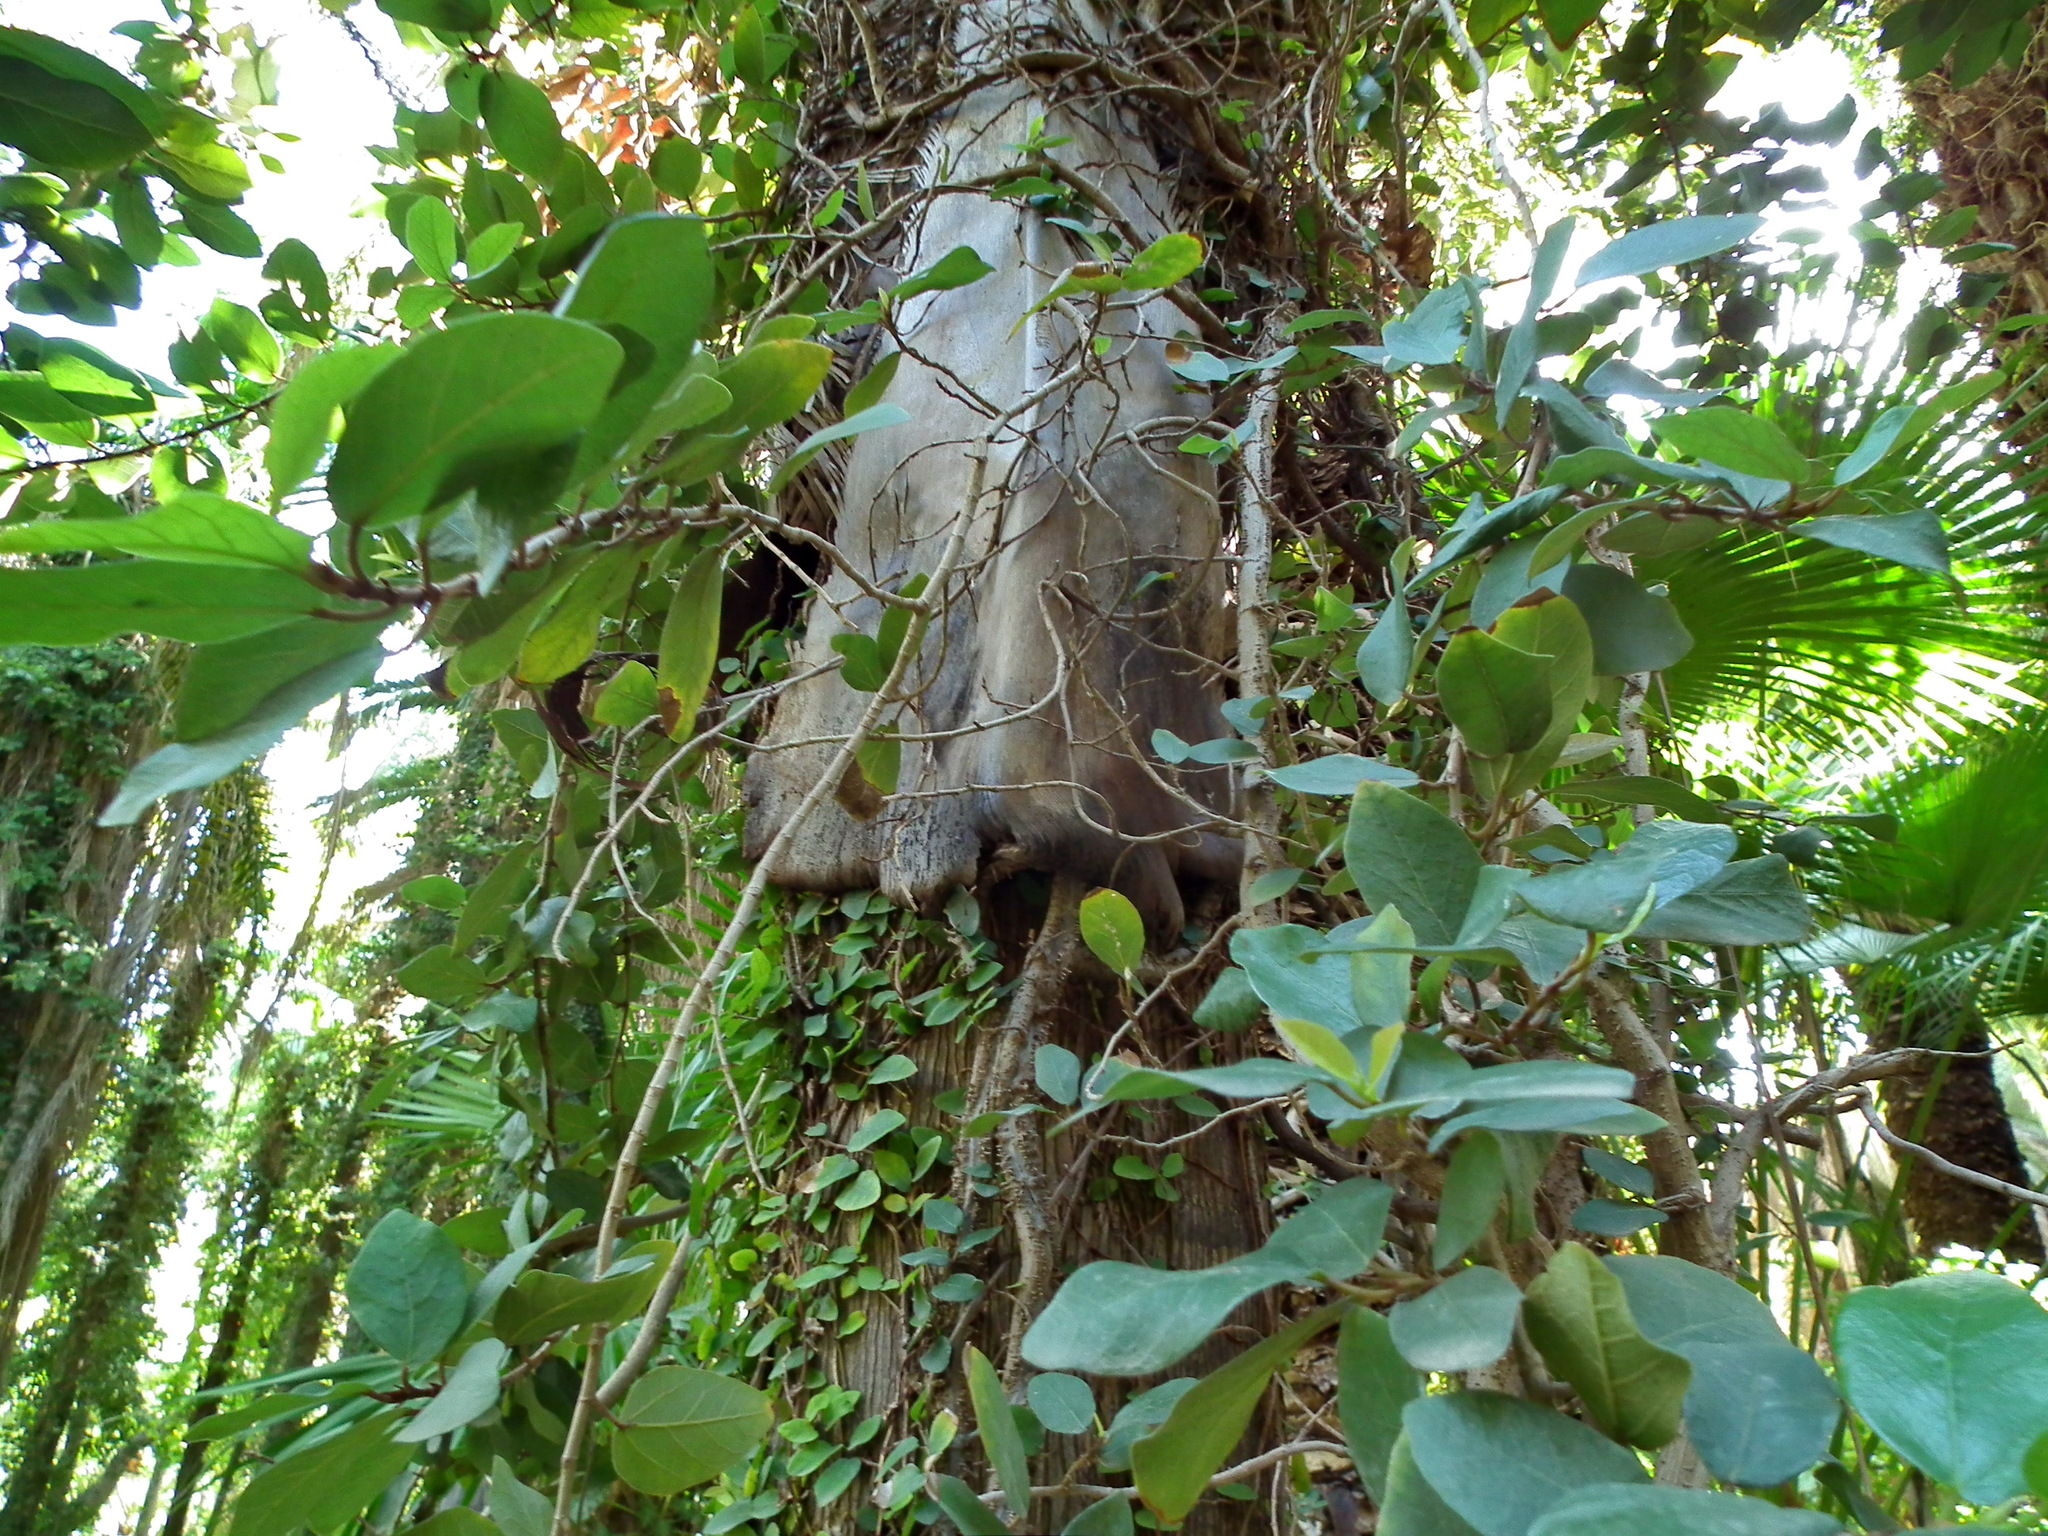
top-left (743, 0), bottom-right (1250, 942)
top-left (730, 4), bottom-right (1385, 1527)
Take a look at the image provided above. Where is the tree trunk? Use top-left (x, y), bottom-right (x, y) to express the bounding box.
top-left (0, 645), bottom-right (170, 1381)
top-left (157, 1077), bottom-right (297, 1536)
top-left (724, 3), bottom-right (1379, 1527)
top-left (1862, 984), bottom-right (2044, 1261)
top-left (1907, 19), bottom-right (2048, 327)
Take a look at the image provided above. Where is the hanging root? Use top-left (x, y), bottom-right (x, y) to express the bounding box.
top-left (945, 874), bottom-right (1086, 1384)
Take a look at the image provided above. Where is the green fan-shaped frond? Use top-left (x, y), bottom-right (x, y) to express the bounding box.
top-left (1650, 532), bottom-right (2045, 750)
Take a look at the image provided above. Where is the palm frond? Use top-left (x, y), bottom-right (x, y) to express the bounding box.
top-left (375, 1057), bottom-right (510, 1144)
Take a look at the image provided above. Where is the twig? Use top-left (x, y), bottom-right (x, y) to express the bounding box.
top-left (1855, 1088), bottom-right (2048, 1210)
top-left (1430, 0), bottom-right (1537, 247)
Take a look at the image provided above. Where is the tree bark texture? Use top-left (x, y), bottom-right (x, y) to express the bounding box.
top-left (743, 1), bottom-right (1246, 944)
top-left (1863, 984), bottom-right (2044, 1261)
top-left (722, 3), bottom-right (1405, 1526)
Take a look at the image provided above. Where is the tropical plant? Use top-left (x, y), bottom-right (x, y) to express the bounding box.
top-left (10, 0), bottom-right (2048, 1534)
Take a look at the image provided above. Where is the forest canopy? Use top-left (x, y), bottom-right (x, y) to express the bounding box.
top-left (5, 0), bottom-right (2048, 1533)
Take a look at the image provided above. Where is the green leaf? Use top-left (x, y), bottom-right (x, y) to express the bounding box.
top-left (1338, 1307), bottom-right (1421, 1503)
top-left (1357, 601), bottom-right (1416, 704)
top-left (1522, 1244), bottom-right (1688, 1448)
top-left (328, 313), bottom-right (623, 528)
top-left (856, 729), bottom-right (905, 794)
top-left (1192, 967), bottom-right (1262, 1031)
top-left (456, 847), bottom-right (537, 951)
top-left (186, 1391), bottom-right (326, 1443)
top-left (0, 26), bottom-right (159, 170)
top-left (0, 562), bottom-right (321, 646)
top-left (1231, 923), bottom-right (1358, 1033)
top-left (102, 629), bottom-right (383, 826)
top-left (1679, 1341), bottom-right (1840, 1486)
top-left (1653, 409), bottom-right (1811, 485)
top-left (1487, 593), bottom-right (1596, 797)
top-left (1520, 821), bottom-right (1735, 933)
top-left (515, 542), bottom-right (643, 686)
top-left (1277, 1018), bottom-right (1369, 1095)
top-left (1537, 0), bottom-right (1605, 46)
top-left (1264, 755), bottom-right (1421, 795)
top-left (1379, 1431), bottom-right (1485, 1535)
top-left (966, 1347), bottom-right (1032, 1522)
top-left (378, 0), bottom-right (497, 29)
top-left (729, 5), bottom-right (772, 84)
top-left (613, 1366), bottom-right (773, 1496)
top-left (204, 299), bottom-right (281, 381)
top-left (1060, 1496), bottom-right (1136, 1536)
top-left (489, 1459), bottom-right (553, 1536)
top-left (406, 1513), bottom-right (496, 1536)
top-left (228, 1412), bottom-right (414, 1536)
top-left (657, 546), bottom-right (725, 735)
top-left (558, 215), bottom-right (715, 479)
top-left (1434, 1131), bottom-right (1507, 1267)
top-left (1415, 488), bottom-right (1568, 582)
top-left (465, 221), bottom-right (522, 275)
top-left (1605, 1256), bottom-right (1843, 1488)
top-left (395, 944), bottom-right (487, 1004)
top-left (1573, 216), bottom-right (1764, 289)
top-left (405, 196), bottom-right (460, 284)
top-left (1388, 1266), bottom-right (1523, 1374)
top-left (345, 1210), bottom-right (470, 1369)
top-left (480, 67), bottom-right (562, 179)
top-left (845, 350), bottom-right (902, 416)
top-left (1027, 1371), bottom-right (1095, 1435)
top-left (1021, 1180), bottom-right (1389, 1375)
top-left (1795, 511), bottom-right (1950, 575)
top-left (395, 1338), bottom-right (507, 1442)
top-left (648, 137), bottom-right (701, 198)
top-left (0, 492), bottom-right (312, 570)
top-left (1345, 782), bottom-right (1483, 949)
top-left (1122, 232), bottom-right (1204, 290)
top-left (490, 1255), bottom-right (664, 1345)
top-left (1350, 907), bottom-right (1415, 1030)
top-left (1633, 856), bottom-right (1811, 946)
top-left (1439, 629), bottom-right (1555, 757)
top-left (1131, 1305), bottom-right (1345, 1524)
top-left (266, 345), bottom-right (400, 506)
top-left (1035, 1044), bottom-right (1082, 1106)
top-left (1599, 510), bottom-right (1725, 557)
top-left (929, 1475), bottom-right (1008, 1535)
top-left (713, 339), bottom-right (834, 432)
top-left (769, 403), bottom-right (911, 491)
top-left (1836, 1271), bottom-right (2048, 1504)
top-left (1080, 887), bottom-right (1146, 975)
top-left (1833, 402), bottom-right (1917, 484)
top-left (1560, 565), bottom-right (1693, 674)
top-left (1570, 1199), bottom-right (1665, 1236)
top-left (592, 660), bottom-right (660, 728)
top-left (888, 245), bottom-right (995, 303)
top-left (1550, 775), bottom-right (1732, 823)
top-left (1528, 1487), bottom-right (1842, 1536)
top-left (1401, 1392), bottom-right (1648, 1536)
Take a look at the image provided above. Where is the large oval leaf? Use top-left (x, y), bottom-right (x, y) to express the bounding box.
top-left (1401, 1392), bottom-right (1647, 1536)
top-left (1836, 1271), bottom-right (2048, 1503)
top-left (612, 1366), bottom-right (772, 1496)
top-left (345, 1210), bottom-right (470, 1368)
top-left (1606, 1255), bottom-right (1844, 1488)
top-left (327, 313), bottom-right (622, 528)
top-left (1527, 1485), bottom-right (1841, 1535)
top-left (1388, 1266), bottom-right (1523, 1374)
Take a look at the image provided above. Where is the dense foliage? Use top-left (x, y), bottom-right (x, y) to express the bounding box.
top-left (7, 0), bottom-right (2048, 1533)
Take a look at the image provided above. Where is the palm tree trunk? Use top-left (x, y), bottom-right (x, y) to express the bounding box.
top-left (1861, 985), bottom-right (2043, 1260)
